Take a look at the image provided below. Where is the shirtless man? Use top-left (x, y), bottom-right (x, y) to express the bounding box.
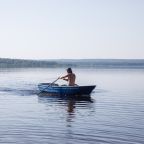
top-left (60, 68), bottom-right (76, 86)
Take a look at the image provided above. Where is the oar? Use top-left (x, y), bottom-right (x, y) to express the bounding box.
top-left (38, 77), bottom-right (59, 94)
top-left (49, 77), bottom-right (60, 86)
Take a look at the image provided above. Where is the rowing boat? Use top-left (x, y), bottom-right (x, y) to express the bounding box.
top-left (38, 83), bottom-right (96, 96)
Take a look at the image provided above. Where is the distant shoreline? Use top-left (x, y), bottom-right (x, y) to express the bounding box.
top-left (0, 58), bottom-right (144, 69)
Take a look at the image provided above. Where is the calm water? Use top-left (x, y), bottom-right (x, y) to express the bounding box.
top-left (0, 68), bottom-right (144, 144)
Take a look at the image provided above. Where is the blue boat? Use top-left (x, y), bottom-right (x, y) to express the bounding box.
top-left (38, 83), bottom-right (96, 96)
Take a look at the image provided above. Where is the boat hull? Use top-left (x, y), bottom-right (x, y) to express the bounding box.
top-left (38, 83), bottom-right (96, 96)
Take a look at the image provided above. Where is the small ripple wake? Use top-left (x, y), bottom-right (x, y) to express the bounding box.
top-left (0, 87), bottom-right (38, 96)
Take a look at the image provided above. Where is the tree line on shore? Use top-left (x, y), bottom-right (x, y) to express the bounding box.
top-left (0, 58), bottom-right (144, 69)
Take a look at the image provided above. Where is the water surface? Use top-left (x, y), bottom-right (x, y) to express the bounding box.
top-left (0, 68), bottom-right (144, 144)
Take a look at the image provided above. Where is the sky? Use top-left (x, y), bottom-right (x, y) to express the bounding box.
top-left (0, 0), bottom-right (144, 59)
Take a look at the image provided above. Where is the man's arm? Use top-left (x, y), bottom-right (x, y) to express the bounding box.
top-left (60, 74), bottom-right (69, 81)
top-left (62, 78), bottom-right (68, 81)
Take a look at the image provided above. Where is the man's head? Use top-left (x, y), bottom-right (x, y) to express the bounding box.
top-left (67, 68), bottom-right (72, 74)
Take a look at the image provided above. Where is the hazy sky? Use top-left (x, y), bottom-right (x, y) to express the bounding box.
top-left (0, 0), bottom-right (144, 59)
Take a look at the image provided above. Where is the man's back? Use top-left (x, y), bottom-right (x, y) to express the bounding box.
top-left (68, 73), bottom-right (76, 86)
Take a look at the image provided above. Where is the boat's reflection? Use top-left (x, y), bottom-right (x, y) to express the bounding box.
top-left (38, 93), bottom-right (95, 127)
top-left (38, 92), bottom-right (95, 118)
top-left (38, 92), bottom-right (94, 103)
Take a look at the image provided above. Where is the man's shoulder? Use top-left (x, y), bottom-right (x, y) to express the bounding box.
top-left (72, 73), bottom-right (76, 77)
top-left (68, 73), bottom-right (75, 76)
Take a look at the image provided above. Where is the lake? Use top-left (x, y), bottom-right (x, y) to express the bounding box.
top-left (0, 68), bottom-right (144, 144)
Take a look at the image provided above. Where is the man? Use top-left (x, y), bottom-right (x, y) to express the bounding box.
top-left (60, 68), bottom-right (76, 86)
